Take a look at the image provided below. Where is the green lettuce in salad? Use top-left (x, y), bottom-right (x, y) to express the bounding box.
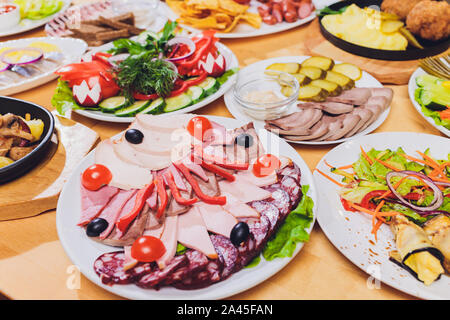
top-left (14, 0), bottom-right (63, 20)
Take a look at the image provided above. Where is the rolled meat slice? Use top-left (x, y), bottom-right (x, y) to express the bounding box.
top-left (389, 215), bottom-right (445, 285)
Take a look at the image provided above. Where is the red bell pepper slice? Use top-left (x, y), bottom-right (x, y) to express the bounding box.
top-left (133, 92), bottom-right (159, 100)
top-left (193, 155), bottom-right (235, 182)
top-left (359, 190), bottom-right (387, 210)
top-left (341, 198), bottom-right (357, 212)
top-left (174, 162), bottom-right (226, 205)
top-left (116, 183), bottom-right (155, 233)
top-left (155, 175), bottom-right (168, 219)
top-left (169, 72), bottom-right (208, 98)
top-left (164, 171), bottom-right (198, 206)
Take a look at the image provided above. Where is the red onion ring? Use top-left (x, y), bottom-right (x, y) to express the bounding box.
top-left (166, 37), bottom-right (195, 62)
top-left (0, 47), bottom-right (43, 65)
top-left (386, 170), bottom-right (444, 212)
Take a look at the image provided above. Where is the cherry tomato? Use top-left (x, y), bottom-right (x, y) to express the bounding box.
top-left (252, 154), bottom-right (281, 177)
top-left (186, 116), bottom-right (212, 141)
top-left (131, 236), bottom-right (166, 262)
top-left (81, 164), bottom-right (112, 191)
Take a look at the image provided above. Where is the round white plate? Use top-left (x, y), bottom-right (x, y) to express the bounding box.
top-left (408, 67), bottom-right (450, 138)
top-left (73, 42), bottom-right (239, 123)
top-left (0, 0), bottom-right (71, 37)
top-left (162, 0), bottom-right (316, 39)
top-left (56, 115), bottom-right (317, 300)
top-left (224, 56), bottom-right (391, 145)
top-left (314, 132), bottom-right (450, 300)
top-left (0, 37), bottom-right (87, 96)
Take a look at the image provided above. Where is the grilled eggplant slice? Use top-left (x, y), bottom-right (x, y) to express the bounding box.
top-left (302, 56), bottom-right (335, 71)
top-left (266, 62), bottom-right (300, 74)
top-left (298, 66), bottom-right (326, 80)
top-left (325, 71), bottom-right (355, 90)
top-left (423, 214), bottom-right (450, 273)
top-left (390, 215), bottom-right (445, 285)
top-left (310, 79), bottom-right (342, 97)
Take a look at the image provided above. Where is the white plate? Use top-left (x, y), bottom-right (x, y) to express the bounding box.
top-left (224, 56), bottom-right (391, 145)
top-left (314, 132), bottom-right (450, 300)
top-left (56, 115), bottom-right (317, 300)
top-left (408, 67), bottom-right (450, 138)
top-left (0, 0), bottom-right (71, 37)
top-left (162, 1), bottom-right (316, 39)
top-left (73, 42), bottom-right (239, 123)
top-left (0, 37), bottom-right (87, 96)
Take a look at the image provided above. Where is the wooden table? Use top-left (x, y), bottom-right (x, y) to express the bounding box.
top-left (0, 3), bottom-right (446, 300)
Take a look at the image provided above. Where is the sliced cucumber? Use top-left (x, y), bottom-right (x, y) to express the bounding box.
top-left (187, 86), bottom-right (205, 104)
top-left (139, 97), bottom-right (165, 115)
top-left (163, 93), bottom-right (192, 113)
top-left (114, 100), bottom-right (150, 117)
top-left (198, 77), bottom-right (220, 96)
top-left (99, 96), bottom-right (128, 113)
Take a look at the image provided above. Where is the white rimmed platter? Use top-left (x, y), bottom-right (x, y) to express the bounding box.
top-left (224, 56), bottom-right (391, 145)
top-left (0, 0), bottom-right (71, 37)
top-left (0, 37), bottom-right (87, 96)
top-left (314, 132), bottom-right (450, 300)
top-left (162, 0), bottom-right (316, 39)
top-left (73, 42), bottom-right (239, 123)
top-left (56, 115), bottom-right (317, 300)
top-left (408, 67), bottom-right (450, 138)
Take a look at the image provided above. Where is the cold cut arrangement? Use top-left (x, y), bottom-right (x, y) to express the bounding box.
top-left (78, 113), bottom-right (313, 290)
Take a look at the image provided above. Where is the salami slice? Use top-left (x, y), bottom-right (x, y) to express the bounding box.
top-left (172, 260), bottom-right (222, 290)
top-left (210, 234), bottom-right (239, 279)
top-left (280, 175), bottom-right (301, 205)
top-left (250, 201), bottom-right (280, 233)
top-left (166, 250), bottom-right (209, 285)
top-left (94, 251), bottom-right (134, 285)
top-left (246, 214), bottom-right (270, 250)
top-left (264, 186), bottom-right (291, 217)
top-left (279, 164), bottom-right (301, 183)
top-left (136, 255), bottom-right (188, 289)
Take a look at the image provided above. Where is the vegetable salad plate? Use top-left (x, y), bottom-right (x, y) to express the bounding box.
top-left (408, 67), bottom-right (450, 138)
top-left (163, 0), bottom-right (316, 39)
top-left (224, 56), bottom-right (391, 145)
top-left (0, 37), bottom-right (87, 96)
top-left (56, 115), bottom-right (317, 300)
top-left (314, 132), bottom-right (450, 300)
top-left (0, 0), bottom-right (71, 38)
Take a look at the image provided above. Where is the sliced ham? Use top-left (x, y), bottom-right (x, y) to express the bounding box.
top-left (146, 184), bottom-right (158, 211)
top-left (135, 114), bottom-right (193, 133)
top-left (95, 140), bottom-right (152, 190)
top-left (243, 123), bottom-right (265, 163)
top-left (222, 192), bottom-right (260, 218)
top-left (98, 189), bottom-right (137, 239)
top-left (181, 158), bottom-right (209, 182)
top-left (144, 223), bottom-right (165, 239)
top-left (162, 164), bottom-right (186, 191)
top-left (204, 121), bottom-right (234, 145)
top-left (195, 202), bottom-right (237, 237)
top-left (78, 184), bottom-right (119, 226)
top-left (236, 167), bottom-right (278, 187)
top-left (123, 246), bottom-right (137, 271)
top-left (218, 175), bottom-right (272, 203)
top-left (157, 214), bottom-right (178, 269)
top-left (177, 206), bottom-right (218, 259)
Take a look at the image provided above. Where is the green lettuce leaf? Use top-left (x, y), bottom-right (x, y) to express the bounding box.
top-left (51, 79), bottom-right (81, 116)
top-left (262, 185), bottom-right (314, 261)
top-left (217, 68), bottom-right (238, 85)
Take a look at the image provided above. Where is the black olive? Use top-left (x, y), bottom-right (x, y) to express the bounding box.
top-left (125, 129), bottom-right (144, 144)
top-left (86, 218), bottom-right (109, 237)
top-left (235, 133), bottom-right (253, 148)
top-left (230, 222), bottom-right (250, 246)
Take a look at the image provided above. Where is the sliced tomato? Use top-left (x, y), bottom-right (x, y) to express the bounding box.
top-left (186, 116), bottom-right (212, 142)
top-left (81, 164), bottom-right (112, 191)
top-left (252, 154), bottom-right (281, 177)
top-left (131, 236), bottom-right (166, 262)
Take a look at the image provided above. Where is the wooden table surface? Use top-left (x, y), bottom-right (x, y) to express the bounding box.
top-left (0, 1), bottom-right (447, 300)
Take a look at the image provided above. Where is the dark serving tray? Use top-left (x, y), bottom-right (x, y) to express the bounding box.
top-left (318, 0), bottom-right (450, 61)
top-left (0, 96), bottom-right (55, 184)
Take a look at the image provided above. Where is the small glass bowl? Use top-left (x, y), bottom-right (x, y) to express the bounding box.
top-left (233, 70), bottom-right (299, 121)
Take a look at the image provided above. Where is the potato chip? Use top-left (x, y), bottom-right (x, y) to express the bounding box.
top-left (166, 0), bottom-right (261, 32)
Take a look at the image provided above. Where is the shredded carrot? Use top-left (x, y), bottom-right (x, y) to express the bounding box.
top-left (315, 168), bottom-right (345, 187)
top-left (440, 109), bottom-right (450, 120)
top-left (375, 200), bottom-right (385, 213)
top-left (372, 219), bottom-right (384, 241)
top-left (338, 164), bottom-right (353, 170)
top-left (374, 158), bottom-right (401, 171)
top-left (431, 176), bottom-right (450, 183)
top-left (324, 160), bottom-right (334, 168)
top-left (416, 150), bottom-right (441, 170)
top-left (403, 154), bottom-right (430, 166)
top-left (348, 202), bottom-right (399, 217)
top-left (360, 146), bottom-right (373, 165)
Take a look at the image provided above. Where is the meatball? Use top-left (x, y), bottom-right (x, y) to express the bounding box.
top-left (406, 0), bottom-right (450, 41)
top-left (381, 0), bottom-right (426, 20)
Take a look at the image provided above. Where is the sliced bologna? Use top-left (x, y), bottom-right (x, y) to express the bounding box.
top-left (94, 251), bottom-right (134, 285)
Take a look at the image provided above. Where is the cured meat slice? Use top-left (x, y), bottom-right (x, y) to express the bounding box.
top-left (327, 88), bottom-right (371, 105)
top-left (210, 234), bottom-right (239, 279)
top-left (370, 88), bottom-right (393, 107)
top-left (98, 189), bottom-right (137, 239)
top-left (172, 260), bottom-right (223, 290)
top-left (250, 201), bottom-right (280, 233)
top-left (263, 186), bottom-right (291, 217)
top-left (280, 175), bottom-right (302, 205)
top-left (177, 207), bottom-right (218, 259)
top-left (165, 250), bottom-right (209, 285)
top-left (157, 214), bottom-right (178, 269)
top-left (246, 215), bottom-right (271, 250)
top-left (243, 123), bottom-right (265, 163)
top-left (94, 251), bottom-right (134, 285)
top-left (236, 168), bottom-right (278, 187)
top-left (136, 255), bottom-right (188, 289)
top-left (78, 184), bottom-right (119, 226)
top-left (195, 202), bottom-right (237, 237)
top-left (123, 246), bottom-right (137, 270)
top-left (279, 164), bottom-right (302, 183)
top-left (218, 176), bottom-right (272, 204)
top-left (222, 192), bottom-right (260, 218)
